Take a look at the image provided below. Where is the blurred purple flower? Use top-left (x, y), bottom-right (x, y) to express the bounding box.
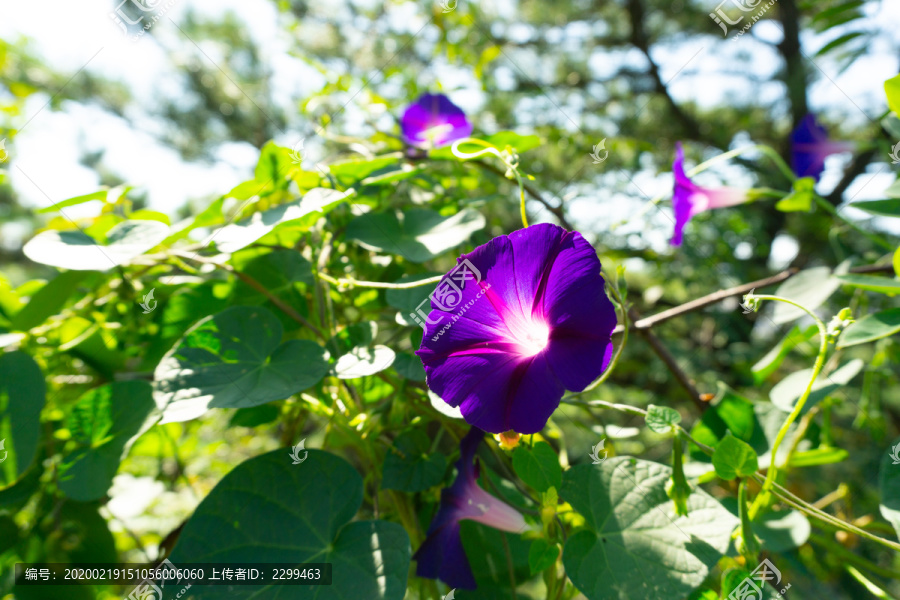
top-left (790, 114), bottom-right (854, 182)
top-left (415, 223), bottom-right (617, 434)
top-left (670, 142), bottom-right (750, 246)
top-left (400, 93), bottom-right (473, 148)
top-left (413, 427), bottom-right (527, 589)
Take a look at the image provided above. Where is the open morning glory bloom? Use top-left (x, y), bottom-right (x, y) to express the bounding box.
top-left (415, 223), bottom-right (617, 434)
top-left (400, 93), bottom-right (473, 148)
top-left (414, 427), bottom-right (527, 589)
top-left (671, 141), bottom-right (750, 247)
top-left (790, 113), bottom-right (854, 182)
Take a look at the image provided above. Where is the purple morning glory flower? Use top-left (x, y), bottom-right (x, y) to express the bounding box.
top-left (670, 142), bottom-right (750, 247)
top-left (413, 427), bottom-right (527, 589)
top-left (400, 93), bottom-right (473, 148)
top-left (790, 114), bottom-right (854, 182)
top-left (415, 223), bottom-right (617, 434)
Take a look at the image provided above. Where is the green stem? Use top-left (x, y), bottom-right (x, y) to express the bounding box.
top-left (747, 294), bottom-right (828, 519)
top-left (738, 479), bottom-right (759, 562)
top-left (450, 138), bottom-right (528, 227)
top-left (584, 277), bottom-right (628, 391)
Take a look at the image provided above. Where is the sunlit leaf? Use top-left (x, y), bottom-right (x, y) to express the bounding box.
top-left (170, 449), bottom-right (411, 599)
top-left (346, 208), bottom-right (485, 263)
top-left (153, 306), bottom-right (329, 423)
top-left (770, 359), bottom-right (864, 414)
top-left (22, 220), bottom-right (169, 271)
top-left (560, 458), bottom-right (738, 600)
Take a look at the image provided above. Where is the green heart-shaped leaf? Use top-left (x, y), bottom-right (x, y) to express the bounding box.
top-left (512, 442), bottom-right (562, 492)
top-left (712, 433), bottom-right (758, 481)
top-left (169, 449), bottom-right (411, 599)
top-left (645, 405), bottom-right (682, 433)
top-left (560, 457), bottom-right (738, 600)
top-left (153, 306), bottom-right (328, 423)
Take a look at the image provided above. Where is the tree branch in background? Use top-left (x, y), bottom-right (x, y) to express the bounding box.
top-left (615, 262), bottom-right (894, 335)
top-left (626, 0), bottom-right (704, 142)
top-left (627, 306), bottom-right (706, 411)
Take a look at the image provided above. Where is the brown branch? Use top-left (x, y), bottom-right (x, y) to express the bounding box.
top-left (627, 307), bottom-right (706, 412)
top-left (232, 270), bottom-right (326, 340)
top-left (613, 262), bottom-right (895, 335)
top-left (626, 0), bottom-right (703, 141)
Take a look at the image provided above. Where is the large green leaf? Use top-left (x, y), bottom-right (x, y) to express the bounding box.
top-left (153, 306), bottom-right (329, 423)
top-left (838, 308), bottom-right (900, 347)
top-left (0, 351), bottom-right (46, 488)
top-left (58, 381), bottom-right (156, 501)
top-left (213, 188), bottom-right (352, 253)
top-left (771, 266), bottom-right (844, 324)
top-left (879, 436), bottom-right (900, 539)
top-left (381, 429), bottom-right (447, 492)
top-left (345, 208), bottom-right (485, 263)
top-left (770, 359), bottom-right (864, 414)
top-left (560, 458), bottom-right (738, 600)
top-left (22, 220), bottom-right (169, 271)
top-left (169, 449), bottom-right (410, 599)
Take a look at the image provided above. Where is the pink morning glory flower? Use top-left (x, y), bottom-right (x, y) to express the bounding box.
top-left (414, 427), bottom-right (528, 589)
top-left (400, 93), bottom-right (473, 149)
top-left (670, 142), bottom-right (750, 247)
top-left (790, 113), bottom-right (854, 182)
top-left (415, 223), bottom-right (617, 434)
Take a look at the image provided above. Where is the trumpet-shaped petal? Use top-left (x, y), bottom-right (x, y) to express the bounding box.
top-left (413, 428), bottom-right (527, 589)
top-left (415, 223), bottom-right (617, 434)
top-left (671, 142), bottom-right (750, 246)
top-left (790, 114), bottom-right (854, 182)
top-left (401, 93), bottom-right (473, 148)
